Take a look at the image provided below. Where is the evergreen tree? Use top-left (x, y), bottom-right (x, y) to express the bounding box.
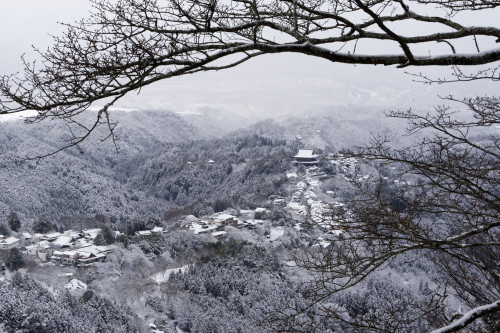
top-left (93, 234), bottom-right (106, 246)
top-left (101, 225), bottom-right (116, 245)
top-left (32, 215), bottom-right (55, 233)
top-left (0, 223), bottom-right (10, 236)
top-left (5, 248), bottom-right (24, 271)
top-left (7, 211), bottom-right (21, 232)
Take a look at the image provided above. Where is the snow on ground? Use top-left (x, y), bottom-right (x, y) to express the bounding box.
top-left (269, 227), bottom-right (285, 241)
top-left (287, 201), bottom-right (306, 211)
top-left (296, 181), bottom-right (307, 190)
top-left (175, 326), bottom-right (186, 333)
top-left (312, 237), bottom-right (331, 248)
top-left (329, 229), bottom-right (343, 236)
top-left (65, 279), bottom-right (87, 291)
top-left (309, 179), bottom-right (320, 187)
top-left (152, 265), bottom-right (190, 283)
top-left (357, 175), bottom-right (370, 182)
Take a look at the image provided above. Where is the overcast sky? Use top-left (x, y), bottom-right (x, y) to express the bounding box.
top-left (0, 1), bottom-right (498, 119)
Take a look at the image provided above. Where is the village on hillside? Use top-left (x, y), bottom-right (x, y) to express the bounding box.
top-left (0, 147), bottom-right (421, 333)
top-left (0, 226), bottom-right (167, 265)
top-left (0, 149), bottom-right (413, 265)
top-left (0, 149), bottom-right (390, 264)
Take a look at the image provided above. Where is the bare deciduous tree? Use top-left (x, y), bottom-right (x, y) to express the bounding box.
top-left (266, 96), bottom-right (499, 332)
top-left (0, 0), bottom-right (499, 157)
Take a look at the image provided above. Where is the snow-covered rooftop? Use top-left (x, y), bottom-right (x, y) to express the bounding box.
top-left (45, 232), bottom-right (61, 240)
top-left (189, 222), bottom-right (217, 234)
top-left (53, 235), bottom-right (73, 247)
top-left (215, 213), bottom-right (235, 221)
top-left (0, 236), bottom-right (20, 245)
top-left (59, 273), bottom-right (74, 278)
top-left (313, 238), bottom-right (331, 248)
top-left (83, 229), bottom-right (101, 239)
top-left (76, 245), bottom-right (109, 256)
top-left (184, 215), bottom-right (199, 222)
top-left (294, 149), bottom-right (318, 159)
top-left (244, 220), bottom-right (264, 226)
top-left (151, 226), bottom-right (164, 233)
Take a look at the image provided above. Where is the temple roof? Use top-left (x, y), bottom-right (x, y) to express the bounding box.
top-left (294, 149), bottom-right (318, 159)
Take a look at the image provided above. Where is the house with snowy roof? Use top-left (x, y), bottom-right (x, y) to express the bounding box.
top-left (60, 250), bottom-right (79, 266)
top-left (21, 232), bottom-right (32, 240)
top-left (53, 235), bottom-right (75, 248)
top-left (211, 231), bottom-right (227, 240)
top-left (210, 213), bottom-right (238, 229)
top-left (0, 236), bottom-right (20, 249)
top-left (51, 244), bottom-right (112, 267)
top-left (42, 232), bottom-right (61, 242)
top-left (151, 226), bottom-right (164, 234)
top-left (83, 228), bottom-right (101, 240)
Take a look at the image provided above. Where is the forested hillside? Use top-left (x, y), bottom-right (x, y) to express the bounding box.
top-left (0, 111), bottom-right (296, 226)
top-left (1, 109), bottom-right (496, 333)
top-left (0, 109), bottom-right (399, 225)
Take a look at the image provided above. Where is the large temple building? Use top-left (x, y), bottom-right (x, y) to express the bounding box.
top-left (293, 149), bottom-right (319, 165)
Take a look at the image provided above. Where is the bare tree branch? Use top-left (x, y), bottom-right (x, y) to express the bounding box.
top-left (270, 96), bottom-right (500, 332)
top-left (430, 300), bottom-right (500, 333)
top-left (0, 0), bottom-right (499, 156)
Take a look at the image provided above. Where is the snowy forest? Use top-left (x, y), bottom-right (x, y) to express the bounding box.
top-left (0, 105), bottom-right (498, 333)
top-left (0, 0), bottom-right (499, 332)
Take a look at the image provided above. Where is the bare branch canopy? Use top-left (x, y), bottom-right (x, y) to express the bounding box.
top-left (0, 0), bottom-right (499, 156)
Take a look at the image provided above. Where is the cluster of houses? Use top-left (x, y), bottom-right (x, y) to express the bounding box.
top-left (180, 149), bottom-right (349, 244)
top-left (19, 229), bottom-right (113, 267)
top-left (135, 226), bottom-right (165, 237)
top-left (1, 223), bottom-right (171, 269)
top-left (286, 152), bottom-right (352, 240)
top-left (329, 154), bottom-right (358, 180)
top-left (185, 209), bottom-right (267, 239)
top-left (294, 149), bottom-right (360, 180)
top-left (51, 244), bottom-right (113, 267)
top-left (2, 149), bottom-right (353, 270)
top-left (286, 170), bottom-right (345, 231)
